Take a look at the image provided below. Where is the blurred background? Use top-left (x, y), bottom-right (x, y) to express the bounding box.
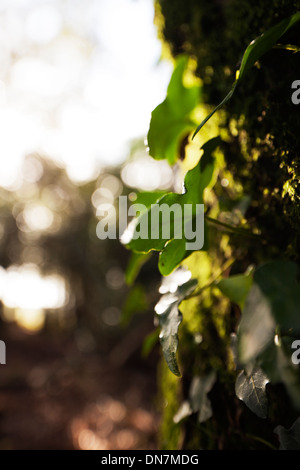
top-left (0, 0), bottom-right (174, 450)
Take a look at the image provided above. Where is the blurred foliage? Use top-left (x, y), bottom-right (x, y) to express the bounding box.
top-left (0, 151), bottom-right (164, 358)
top-left (147, 55), bottom-right (200, 164)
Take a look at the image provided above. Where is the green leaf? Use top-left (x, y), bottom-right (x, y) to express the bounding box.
top-left (147, 55), bottom-right (201, 164)
top-left (193, 11), bottom-right (300, 137)
top-left (238, 282), bottom-right (276, 364)
top-left (125, 252), bottom-right (151, 286)
top-left (124, 137), bottom-right (221, 274)
top-left (274, 417), bottom-right (300, 450)
top-left (155, 278), bottom-right (198, 376)
top-left (253, 260), bottom-right (300, 332)
top-left (259, 336), bottom-right (300, 410)
top-left (216, 270), bottom-right (253, 309)
top-left (237, 260), bottom-right (300, 364)
top-left (235, 368), bottom-right (269, 419)
top-left (237, 11), bottom-right (300, 82)
top-left (133, 190), bottom-right (167, 207)
top-left (158, 238), bottom-right (187, 276)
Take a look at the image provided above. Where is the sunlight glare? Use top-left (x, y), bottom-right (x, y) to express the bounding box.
top-left (0, 0), bottom-right (172, 186)
top-left (23, 204), bottom-right (54, 231)
top-left (1, 264), bottom-right (67, 311)
top-left (121, 155), bottom-right (173, 191)
top-left (25, 4), bottom-right (62, 44)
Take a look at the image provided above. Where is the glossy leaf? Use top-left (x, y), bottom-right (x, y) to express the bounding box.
top-left (124, 137), bottom-right (221, 275)
top-left (133, 190), bottom-right (167, 207)
top-left (147, 55), bottom-right (200, 164)
top-left (155, 278), bottom-right (198, 376)
top-left (235, 368), bottom-right (269, 419)
top-left (193, 11), bottom-right (300, 138)
top-left (237, 11), bottom-right (300, 82)
top-left (158, 266), bottom-right (192, 294)
top-left (158, 238), bottom-right (188, 277)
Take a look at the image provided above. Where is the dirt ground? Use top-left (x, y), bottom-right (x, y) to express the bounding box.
top-left (0, 323), bottom-right (160, 450)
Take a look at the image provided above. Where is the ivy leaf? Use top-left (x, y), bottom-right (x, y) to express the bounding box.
top-left (216, 270), bottom-right (253, 309)
top-left (190, 371), bottom-right (217, 423)
top-left (133, 190), bottom-right (167, 207)
top-left (252, 260), bottom-right (300, 332)
top-left (147, 55), bottom-right (200, 164)
top-left (174, 371), bottom-right (216, 423)
top-left (123, 137), bottom-right (221, 275)
top-left (235, 368), bottom-right (269, 419)
top-left (238, 283), bottom-right (276, 364)
top-left (158, 238), bottom-right (188, 277)
top-left (173, 401), bottom-right (193, 424)
top-left (258, 336), bottom-right (300, 410)
top-left (274, 417), bottom-right (300, 450)
top-left (193, 11), bottom-right (300, 137)
top-left (158, 266), bottom-right (192, 294)
top-left (158, 223), bottom-right (209, 276)
top-left (237, 260), bottom-right (300, 364)
top-left (155, 277), bottom-right (198, 376)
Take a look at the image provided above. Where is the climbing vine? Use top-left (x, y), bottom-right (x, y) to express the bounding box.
top-left (121, 9), bottom-right (300, 450)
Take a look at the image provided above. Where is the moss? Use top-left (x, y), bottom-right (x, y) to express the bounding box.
top-left (157, 360), bottom-right (182, 450)
top-left (155, 0), bottom-right (300, 450)
top-left (156, 0), bottom-right (300, 260)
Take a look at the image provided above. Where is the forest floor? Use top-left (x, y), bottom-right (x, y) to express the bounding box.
top-left (0, 322), bottom-right (160, 450)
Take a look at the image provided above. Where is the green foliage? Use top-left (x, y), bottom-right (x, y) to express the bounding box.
top-left (216, 270), bottom-right (253, 309)
top-left (123, 2), bottom-right (300, 450)
top-left (237, 260), bottom-right (300, 364)
top-left (147, 55), bottom-right (200, 164)
top-left (123, 135), bottom-right (221, 275)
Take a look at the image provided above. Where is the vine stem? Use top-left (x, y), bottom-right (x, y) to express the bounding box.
top-left (204, 214), bottom-right (264, 241)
